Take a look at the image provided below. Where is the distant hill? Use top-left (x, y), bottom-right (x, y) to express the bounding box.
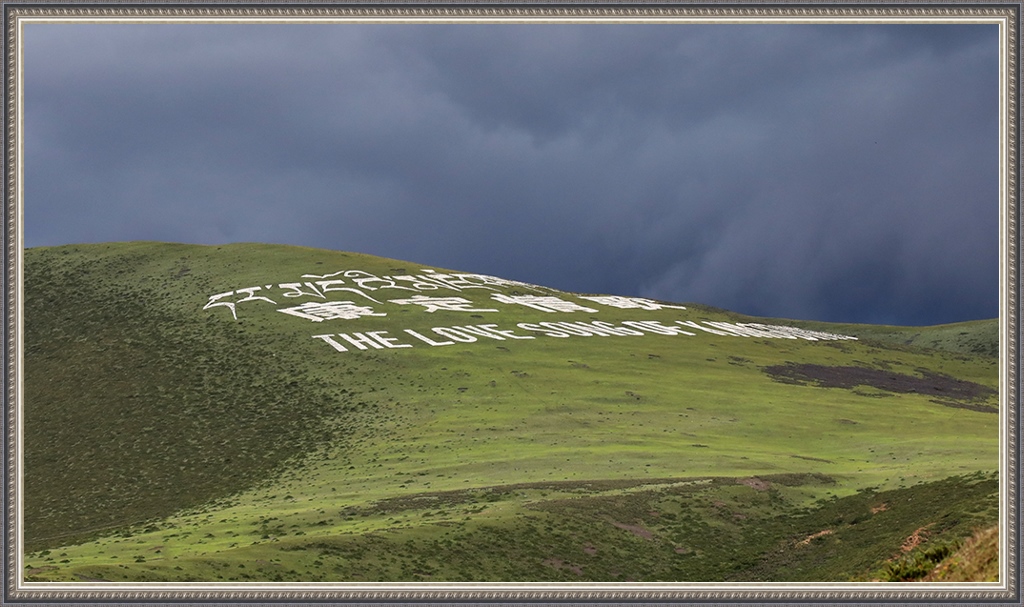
top-left (21, 242), bottom-right (1000, 583)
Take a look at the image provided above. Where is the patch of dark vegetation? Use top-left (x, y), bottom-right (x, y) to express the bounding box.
top-left (880, 537), bottom-right (958, 581)
top-left (282, 472), bottom-right (996, 583)
top-left (352, 474), bottom-right (836, 520)
top-left (757, 472), bottom-right (835, 487)
top-left (737, 472), bottom-right (997, 582)
top-left (851, 388), bottom-right (895, 398)
top-left (351, 477), bottom-right (717, 516)
top-left (763, 363), bottom-right (996, 403)
top-left (23, 248), bottom-right (354, 552)
top-left (931, 400), bottom-right (998, 414)
top-left (791, 454), bottom-right (834, 464)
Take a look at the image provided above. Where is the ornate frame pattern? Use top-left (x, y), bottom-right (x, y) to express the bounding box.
top-left (2, 2), bottom-right (1019, 604)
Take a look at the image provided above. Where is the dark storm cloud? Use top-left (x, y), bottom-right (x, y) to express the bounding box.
top-left (23, 21), bottom-right (998, 326)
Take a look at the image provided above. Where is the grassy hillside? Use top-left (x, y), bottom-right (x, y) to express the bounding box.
top-left (921, 525), bottom-right (1000, 582)
top-left (21, 242), bottom-right (1000, 582)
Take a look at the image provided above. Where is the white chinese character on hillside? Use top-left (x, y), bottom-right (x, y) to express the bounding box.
top-left (277, 301), bottom-right (386, 322)
top-left (490, 294), bottom-right (598, 313)
top-left (388, 295), bottom-right (499, 313)
top-left (578, 295), bottom-right (686, 311)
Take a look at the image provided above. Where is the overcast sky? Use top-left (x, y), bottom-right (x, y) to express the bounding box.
top-left (23, 21), bottom-right (999, 326)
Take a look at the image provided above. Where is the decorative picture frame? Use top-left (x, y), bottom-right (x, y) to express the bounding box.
top-left (3, 2), bottom-right (1018, 604)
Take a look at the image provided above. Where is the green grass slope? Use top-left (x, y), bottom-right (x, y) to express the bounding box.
top-left (21, 242), bottom-right (1000, 582)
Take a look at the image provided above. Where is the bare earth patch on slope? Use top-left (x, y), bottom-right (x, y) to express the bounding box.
top-left (763, 364), bottom-right (996, 412)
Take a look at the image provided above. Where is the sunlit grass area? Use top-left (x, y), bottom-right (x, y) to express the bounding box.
top-left (22, 242), bottom-right (1000, 582)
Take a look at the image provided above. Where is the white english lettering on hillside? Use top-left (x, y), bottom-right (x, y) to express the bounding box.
top-left (313, 320), bottom-right (857, 354)
top-left (431, 327), bottom-right (480, 343)
top-left (677, 321), bottom-right (734, 336)
top-left (739, 323), bottom-right (857, 341)
top-left (624, 320), bottom-right (694, 336)
top-left (312, 331), bottom-right (414, 351)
